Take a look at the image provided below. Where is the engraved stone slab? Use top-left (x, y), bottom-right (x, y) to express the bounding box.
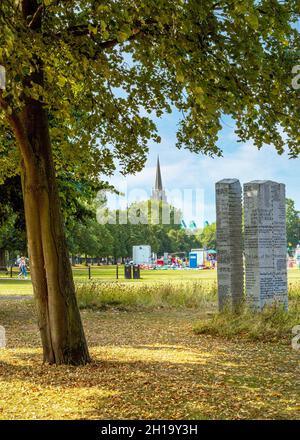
top-left (244, 181), bottom-right (288, 310)
top-left (216, 179), bottom-right (244, 311)
top-left (0, 326), bottom-right (6, 348)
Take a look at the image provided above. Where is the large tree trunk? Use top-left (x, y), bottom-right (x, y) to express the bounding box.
top-left (17, 98), bottom-right (90, 365)
top-left (5, 0), bottom-right (90, 365)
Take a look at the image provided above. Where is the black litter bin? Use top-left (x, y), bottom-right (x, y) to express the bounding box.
top-left (133, 264), bottom-right (140, 279)
top-left (124, 264), bottom-right (132, 279)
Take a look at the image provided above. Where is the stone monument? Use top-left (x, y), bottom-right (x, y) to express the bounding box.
top-left (215, 179), bottom-right (244, 311)
top-left (244, 180), bottom-right (288, 310)
top-left (0, 326), bottom-right (6, 348)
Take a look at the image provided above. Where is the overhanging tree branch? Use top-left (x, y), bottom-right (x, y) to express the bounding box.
top-left (28, 3), bottom-right (43, 29)
top-left (51, 18), bottom-right (161, 54)
top-left (0, 91), bottom-right (32, 169)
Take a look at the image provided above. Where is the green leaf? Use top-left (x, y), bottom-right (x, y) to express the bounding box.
top-left (245, 13), bottom-right (259, 30)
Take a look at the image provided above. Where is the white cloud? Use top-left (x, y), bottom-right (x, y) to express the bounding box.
top-left (105, 124), bottom-right (299, 224)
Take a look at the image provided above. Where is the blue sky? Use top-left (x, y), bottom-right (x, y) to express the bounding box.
top-left (108, 109), bottom-right (299, 226)
top-left (106, 18), bottom-right (300, 227)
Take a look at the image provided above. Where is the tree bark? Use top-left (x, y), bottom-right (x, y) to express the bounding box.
top-left (0, 248), bottom-right (7, 272)
top-left (16, 99), bottom-right (90, 365)
top-left (3, 0), bottom-right (89, 365)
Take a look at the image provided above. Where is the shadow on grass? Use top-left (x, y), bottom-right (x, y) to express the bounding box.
top-left (0, 299), bottom-right (299, 419)
top-left (0, 340), bottom-right (299, 420)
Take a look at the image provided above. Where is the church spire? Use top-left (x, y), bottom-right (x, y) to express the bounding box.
top-left (155, 156), bottom-right (163, 191)
top-left (151, 155), bottom-right (167, 202)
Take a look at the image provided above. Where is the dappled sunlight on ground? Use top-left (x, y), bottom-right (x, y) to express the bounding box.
top-left (0, 302), bottom-right (299, 420)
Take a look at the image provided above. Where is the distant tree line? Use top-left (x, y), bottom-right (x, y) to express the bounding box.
top-left (66, 199), bottom-right (217, 262)
top-left (0, 176), bottom-right (298, 265)
top-left (0, 177), bottom-right (217, 264)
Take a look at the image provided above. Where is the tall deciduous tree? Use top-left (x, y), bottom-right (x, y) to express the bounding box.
top-left (199, 223), bottom-right (216, 250)
top-left (286, 198), bottom-right (300, 250)
top-left (0, 1), bottom-right (298, 364)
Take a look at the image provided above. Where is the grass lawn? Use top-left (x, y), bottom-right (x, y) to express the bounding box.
top-left (0, 267), bottom-right (299, 297)
top-left (0, 280), bottom-right (33, 296)
top-left (0, 300), bottom-right (299, 420)
top-left (0, 269), bottom-right (299, 420)
top-left (288, 268), bottom-right (300, 281)
top-left (0, 266), bottom-right (218, 296)
top-left (71, 265), bottom-right (219, 282)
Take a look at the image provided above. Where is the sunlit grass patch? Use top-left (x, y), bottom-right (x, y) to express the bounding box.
top-left (0, 280), bottom-right (33, 296)
top-left (288, 280), bottom-right (300, 301)
top-left (76, 280), bottom-right (217, 311)
top-left (0, 302), bottom-right (299, 420)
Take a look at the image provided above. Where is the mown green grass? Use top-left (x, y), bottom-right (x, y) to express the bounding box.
top-left (0, 279), bottom-right (33, 296)
top-left (1, 265), bottom-right (218, 281)
top-left (73, 265), bottom-right (218, 282)
top-left (0, 266), bottom-right (218, 296)
top-left (0, 268), bottom-right (299, 298)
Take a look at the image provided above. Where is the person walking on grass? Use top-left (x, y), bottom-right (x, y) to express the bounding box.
top-left (17, 256), bottom-right (28, 279)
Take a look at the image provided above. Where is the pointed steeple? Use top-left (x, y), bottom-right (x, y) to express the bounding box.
top-left (151, 155), bottom-right (167, 202)
top-left (155, 156), bottom-right (163, 191)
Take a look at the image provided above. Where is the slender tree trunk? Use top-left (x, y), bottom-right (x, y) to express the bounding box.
top-left (16, 99), bottom-right (90, 365)
top-left (0, 248), bottom-right (7, 272)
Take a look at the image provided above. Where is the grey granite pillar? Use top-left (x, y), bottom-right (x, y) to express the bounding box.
top-left (244, 181), bottom-right (288, 310)
top-left (216, 179), bottom-right (244, 311)
top-left (0, 326), bottom-right (5, 348)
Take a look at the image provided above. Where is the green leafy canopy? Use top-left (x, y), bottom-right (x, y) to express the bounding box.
top-left (0, 0), bottom-right (299, 183)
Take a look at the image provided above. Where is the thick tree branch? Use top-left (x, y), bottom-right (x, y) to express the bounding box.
top-left (62, 26), bottom-right (143, 49)
top-left (52, 18), bottom-right (159, 53)
top-left (0, 91), bottom-right (32, 168)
